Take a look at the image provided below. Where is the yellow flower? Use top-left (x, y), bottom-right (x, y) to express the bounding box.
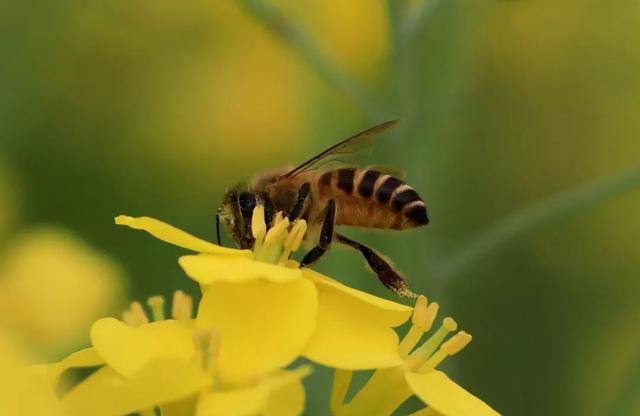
top-left (47, 292), bottom-right (309, 416)
top-left (0, 334), bottom-right (67, 416)
top-left (115, 207), bottom-right (412, 378)
top-left (331, 296), bottom-right (501, 416)
top-left (0, 227), bottom-right (125, 356)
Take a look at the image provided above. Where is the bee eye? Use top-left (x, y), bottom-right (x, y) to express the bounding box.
top-left (238, 192), bottom-right (256, 212)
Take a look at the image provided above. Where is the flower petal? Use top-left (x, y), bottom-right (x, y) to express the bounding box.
top-left (91, 318), bottom-right (195, 378)
top-left (302, 269), bottom-right (412, 369)
top-left (36, 347), bottom-right (104, 385)
top-left (179, 254), bottom-right (302, 285)
top-left (0, 336), bottom-right (66, 416)
top-left (262, 367), bottom-right (309, 416)
top-left (196, 279), bottom-right (317, 385)
top-left (195, 367), bottom-right (309, 416)
top-left (115, 215), bottom-right (249, 256)
top-left (63, 359), bottom-right (211, 416)
top-left (405, 370), bottom-right (500, 416)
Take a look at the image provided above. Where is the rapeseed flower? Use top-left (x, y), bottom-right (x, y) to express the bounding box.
top-left (45, 291), bottom-right (308, 416)
top-left (331, 295), bottom-right (500, 416)
top-left (115, 206), bottom-right (412, 374)
top-left (39, 206), bottom-right (499, 415)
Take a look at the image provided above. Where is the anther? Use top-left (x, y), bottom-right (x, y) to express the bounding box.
top-left (264, 216), bottom-right (290, 244)
top-left (418, 331), bottom-right (472, 373)
top-left (171, 290), bottom-right (193, 320)
top-left (441, 331), bottom-right (472, 355)
top-left (413, 297), bottom-right (439, 332)
top-left (122, 301), bottom-right (149, 327)
top-left (280, 219), bottom-right (307, 263)
top-left (147, 296), bottom-right (166, 321)
top-left (251, 205), bottom-right (267, 251)
top-left (400, 296), bottom-right (440, 357)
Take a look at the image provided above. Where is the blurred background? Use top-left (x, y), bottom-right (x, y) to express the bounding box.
top-left (1, 0), bottom-right (639, 414)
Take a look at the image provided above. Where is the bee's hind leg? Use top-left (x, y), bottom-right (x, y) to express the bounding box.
top-left (335, 233), bottom-right (417, 298)
top-left (299, 199), bottom-right (335, 267)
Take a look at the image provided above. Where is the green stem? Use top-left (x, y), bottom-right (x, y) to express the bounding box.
top-left (435, 166), bottom-right (640, 281)
top-left (404, 0), bottom-right (446, 42)
top-left (241, 0), bottom-right (389, 120)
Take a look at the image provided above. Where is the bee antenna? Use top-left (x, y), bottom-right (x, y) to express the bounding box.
top-left (216, 212), bottom-right (222, 246)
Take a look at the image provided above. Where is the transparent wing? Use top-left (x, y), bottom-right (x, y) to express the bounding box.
top-left (284, 120), bottom-right (399, 178)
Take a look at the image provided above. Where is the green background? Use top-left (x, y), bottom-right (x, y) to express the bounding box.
top-left (2, 0), bottom-right (639, 414)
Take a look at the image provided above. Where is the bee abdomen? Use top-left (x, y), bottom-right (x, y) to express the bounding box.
top-left (319, 168), bottom-right (429, 229)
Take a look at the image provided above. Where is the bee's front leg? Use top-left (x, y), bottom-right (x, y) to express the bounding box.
top-left (289, 182), bottom-right (311, 221)
top-left (299, 199), bottom-right (335, 268)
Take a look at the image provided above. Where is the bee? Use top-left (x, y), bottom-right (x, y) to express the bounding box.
top-left (217, 120), bottom-right (429, 297)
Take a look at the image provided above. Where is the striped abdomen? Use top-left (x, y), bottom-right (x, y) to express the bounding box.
top-left (314, 168), bottom-right (429, 230)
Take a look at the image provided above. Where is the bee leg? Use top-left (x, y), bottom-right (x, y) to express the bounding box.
top-left (335, 233), bottom-right (417, 298)
top-left (263, 196), bottom-right (275, 229)
top-left (299, 199), bottom-right (335, 267)
top-left (289, 182), bottom-right (311, 221)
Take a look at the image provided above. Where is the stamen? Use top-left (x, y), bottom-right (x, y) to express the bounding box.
top-left (122, 301), bottom-right (149, 327)
top-left (399, 296), bottom-right (440, 357)
top-left (251, 205), bottom-right (266, 252)
top-left (441, 330), bottom-right (472, 355)
top-left (147, 296), bottom-right (166, 321)
top-left (280, 219), bottom-right (307, 263)
top-left (192, 329), bottom-right (220, 373)
top-left (406, 317), bottom-right (457, 370)
top-left (259, 214), bottom-right (290, 263)
top-left (264, 216), bottom-right (290, 244)
top-left (171, 290), bottom-right (193, 320)
top-left (418, 331), bottom-right (472, 373)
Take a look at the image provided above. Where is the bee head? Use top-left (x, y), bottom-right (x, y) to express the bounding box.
top-left (218, 185), bottom-right (257, 249)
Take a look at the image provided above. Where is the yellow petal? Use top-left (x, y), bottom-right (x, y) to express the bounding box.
top-left (0, 335), bottom-right (66, 416)
top-left (91, 318), bottom-right (195, 378)
top-left (179, 254), bottom-right (302, 285)
top-left (302, 269), bottom-right (411, 369)
top-left (63, 359), bottom-right (211, 416)
top-left (410, 408), bottom-right (443, 416)
top-left (160, 396), bottom-right (197, 416)
top-left (263, 367), bottom-right (309, 416)
top-left (195, 367), bottom-right (309, 416)
top-left (36, 347), bottom-right (104, 386)
top-left (196, 279), bottom-right (317, 385)
top-left (115, 215), bottom-right (249, 256)
top-left (405, 370), bottom-right (500, 416)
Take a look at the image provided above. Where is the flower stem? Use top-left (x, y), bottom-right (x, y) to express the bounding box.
top-left (241, 0), bottom-right (389, 120)
top-left (435, 166), bottom-right (640, 281)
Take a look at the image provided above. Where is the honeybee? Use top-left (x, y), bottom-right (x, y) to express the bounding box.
top-left (217, 120), bottom-right (428, 297)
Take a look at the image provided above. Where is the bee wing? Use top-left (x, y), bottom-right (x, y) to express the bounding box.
top-left (283, 120), bottom-right (399, 178)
